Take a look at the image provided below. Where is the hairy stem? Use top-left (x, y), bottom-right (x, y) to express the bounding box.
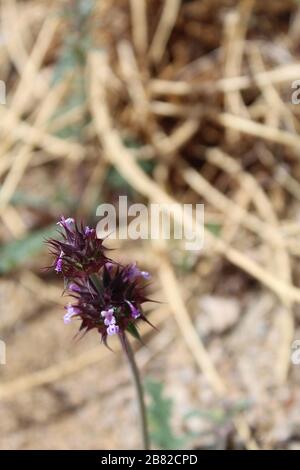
top-left (120, 333), bottom-right (150, 450)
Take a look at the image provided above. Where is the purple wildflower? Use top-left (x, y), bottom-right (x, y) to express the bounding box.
top-left (47, 218), bottom-right (153, 345)
top-left (47, 218), bottom-right (154, 450)
top-left (61, 262), bottom-right (152, 343)
top-left (47, 216), bottom-right (110, 279)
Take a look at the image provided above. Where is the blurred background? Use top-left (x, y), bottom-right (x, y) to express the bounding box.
top-left (1, 0), bottom-right (300, 450)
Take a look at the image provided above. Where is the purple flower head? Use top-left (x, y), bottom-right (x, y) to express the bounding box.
top-left (47, 217), bottom-right (110, 279)
top-left (62, 262), bottom-right (153, 344)
top-left (46, 218), bottom-right (154, 346)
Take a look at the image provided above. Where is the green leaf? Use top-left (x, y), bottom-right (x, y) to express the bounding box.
top-left (106, 167), bottom-right (133, 194)
top-left (10, 190), bottom-right (48, 209)
top-left (145, 379), bottom-right (185, 450)
top-left (107, 155), bottom-right (155, 194)
top-left (205, 223), bottom-right (221, 237)
top-left (183, 399), bottom-right (251, 429)
top-left (0, 224), bottom-right (57, 274)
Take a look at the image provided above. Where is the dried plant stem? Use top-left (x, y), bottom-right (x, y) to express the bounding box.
top-left (120, 333), bottom-right (150, 450)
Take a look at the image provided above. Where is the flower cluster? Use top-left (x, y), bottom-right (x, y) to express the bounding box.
top-left (47, 216), bottom-right (109, 279)
top-left (47, 217), bottom-right (152, 343)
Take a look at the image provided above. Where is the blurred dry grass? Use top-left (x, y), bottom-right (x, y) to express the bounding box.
top-left (1, 0), bottom-right (300, 450)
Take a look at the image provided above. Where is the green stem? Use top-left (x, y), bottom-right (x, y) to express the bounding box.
top-left (120, 333), bottom-right (150, 450)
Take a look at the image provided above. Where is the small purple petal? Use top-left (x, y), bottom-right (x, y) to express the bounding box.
top-left (107, 324), bottom-right (119, 336)
top-left (105, 262), bottom-right (114, 272)
top-left (63, 314), bottom-right (72, 325)
top-left (67, 304), bottom-right (79, 314)
top-left (125, 263), bottom-right (150, 281)
top-left (63, 304), bottom-right (79, 324)
top-left (126, 300), bottom-right (141, 319)
top-left (141, 271), bottom-right (151, 280)
top-left (101, 307), bottom-right (116, 325)
top-left (85, 226), bottom-right (95, 236)
top-left (55, 257), bottom-right (63, 273)
top-left (55, 250), bottom-right (64, 273)
top-left (57, 216), bottom-right (74, 229)
top-left (127, 263), bottom-right (140, 280)
top-left (69, 283), bottom-right (81, 292)
top-left (104, 315), bottom-right (116, 326)
top-left (101, 308), bottom-right (114, 318)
